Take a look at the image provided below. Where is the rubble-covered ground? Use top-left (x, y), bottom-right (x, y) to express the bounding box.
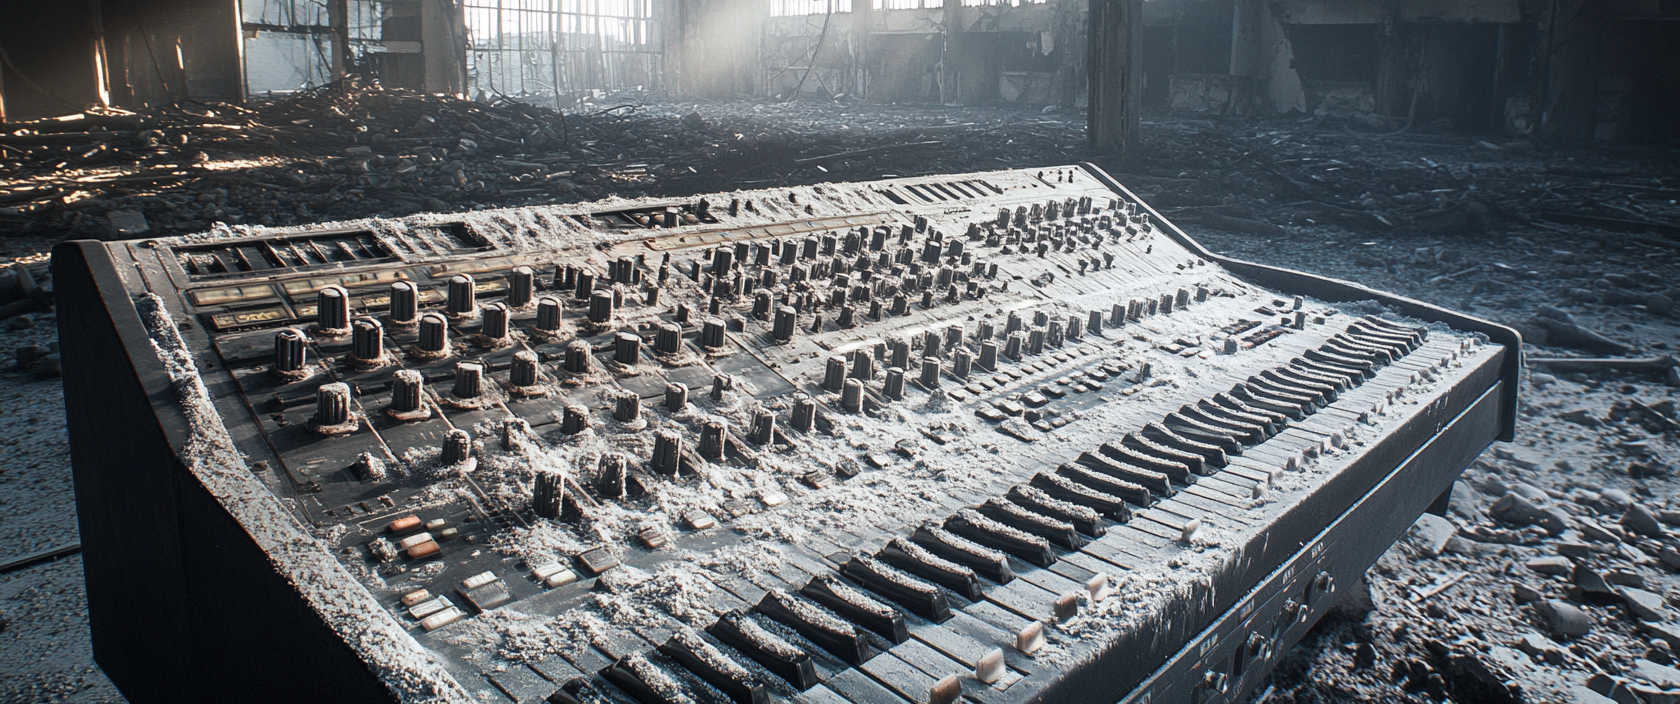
top-left (2, 88), bottom-right (1678, 703)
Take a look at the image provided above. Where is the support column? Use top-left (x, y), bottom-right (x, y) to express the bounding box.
top-left (329, 0), bottom-right (350, 81)
top-left (1087, 0), bottom-right (1143, 158)
top-left (943, 0), bottom-right (962, 104)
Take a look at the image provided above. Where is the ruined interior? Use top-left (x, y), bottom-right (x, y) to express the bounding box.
top-left (2, 0), bottom-right (1680, 703)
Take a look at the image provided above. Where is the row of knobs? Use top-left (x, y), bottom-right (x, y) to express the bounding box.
top-left (811, 285), bottom-right (1207, 409)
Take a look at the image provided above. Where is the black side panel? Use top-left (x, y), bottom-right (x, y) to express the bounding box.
top-left (54, 241), bottom-right (396, 704)
top-left (56, 240), bottom-right (198, 704)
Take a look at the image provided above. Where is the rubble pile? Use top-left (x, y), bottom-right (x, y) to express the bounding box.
top-left (2, 94), bottom-right (1679, 702)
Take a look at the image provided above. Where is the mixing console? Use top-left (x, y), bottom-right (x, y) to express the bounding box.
top-left (55, 164), bottom-right (1520, 704)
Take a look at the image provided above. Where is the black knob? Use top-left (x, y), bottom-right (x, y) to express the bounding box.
top-left (351, 317), bottom-right (384, 363)
top-left (446, 274), bottom-right (477, 316)
top-left (388, 281), bottom-right (418, 325)
top-left (510, 350), bottom-right (539, 387)
top-left (417, 313), bottom-right (449, 354)
top-left (317, 285), bottom-right (350, 331)
top-left (453, 362), bottom-right (483, 398)
top-left (507, 266), bottom-right (534, 308)
top-left (533, 470), bottom-right (564, 518)
top-left (312, 382), bottom-right (352, 427)
top-left (665, 382), bottom-right (688, 411)
top-left (563, 340), bottom-right (592, 373)
top-left (481, 303), bottom-right (509, 340)
top-left (389, 369), bottom-right (425, 415)
top-left (442, 429), bottom-right (472, 466)
top-left (534, 296), bottom-right (561, 333)
top-left (699, 420), bottom-right (727, 460)
top-left (274, 328), bottom-right (306, 374)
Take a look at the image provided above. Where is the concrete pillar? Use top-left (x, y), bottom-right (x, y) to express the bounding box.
top-left (1087, 0), bottom-right (1143, 157)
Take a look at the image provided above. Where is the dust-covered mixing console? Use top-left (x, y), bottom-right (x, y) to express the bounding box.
top-left (56, 164), bottom-right (1520, 704)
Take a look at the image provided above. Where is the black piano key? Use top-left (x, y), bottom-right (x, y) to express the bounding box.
top-left (756, 590), bottom-right (872, 666)
top-left (1343, 325), bottom-right (1413, 355)
top-left (1258, 370), bottom-right (1335, 403)
top-left (1163, 411), bottom-right (1251, 450)
top-left (600, 653), bottom-right (725, 704)
top-left (1359, 315), bottom-right (1427, 343)
top-left (878, 537), bottom-right (985, 600)
top-left (1029, 471), bottom-right (1133, 522)
top-left (709, 611), bottom-right (820, 690)
top-left (1272, 366), bottom-right (1345, 396)
top-left (1291, 357), bottom-right (1368, 385)
top-left (1007, 484), bottom-right (1105, 537)
top-left (1282, 360), bottom-right (1355, 390)
top-left (1206, 395), bottom-right (1286, 432)
top-left (802, 573), bottom-right (909, 644)
top-left (1303, 346), bottom-right (1375, 378)
top-left (978, 497), bottom-right (1084, 549)
top-left (944, 508), bottom-right (1056, 568)
top-left (1097, 443), bottom-right (1193, 484)
top-left (1076, 451), bottom-right (1172, 496)
top-left (1119, 433), bottom-right (1207, 475)
top-left (1141, 422), bottom-right (1227, 467)
top-left (1229, 385), bottom-right (1306, 421)
top-left (1239, 379), bottom-right (1318, 411)
top-left (843, 553), bottom-right (953, 623)
top-left (659, 627), bottom-right (769, 704)
top-left (909, 522), bottom-right (1014, 584)
top-left (1327, 335), bottom-right (1394, 364)
top-left (1057, 463), bottom-right (1154, 507)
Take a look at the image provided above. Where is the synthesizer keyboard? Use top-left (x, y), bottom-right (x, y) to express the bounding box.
top-left (55, 164), bottom-right (1520, 704)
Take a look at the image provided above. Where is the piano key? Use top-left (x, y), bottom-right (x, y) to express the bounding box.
top-left (1097, 442), bottom-right (1194, 484)
top-left (710, 610), bottom-right (821, 690)
top-left (977, 498), bottom-right (1084, 549)
top-left (757, 589), bottom-right (873, 666)
top-left (1005, 485), bottom-right (1105, 537)
top-left (823, 667), bottom-right (912, 704)
top-left (878, 538), bottom-right (985, 600)
top-left (600, 652), bottom-right (729, 704)
top-left (795, 684), bottom-right (852, 704)
top-left (909, 523), bottom-right (1014, 584)
top-left (1072, 453), bottom-right (1169, 498)
top-left (803, 573), bottom-right (910, 644)
top-left (842, 554), bottom-right (953, 623)
top-left (1140, 422), bottom-right (1227, 467)
top-left (659, 627), bottom-right (769, 704)
top-left (1119, 433), bottom-right (1207, 475)
top-left (982, 576), bottom-right (1062, 622)
top-left (1028, 472), bottom-right (1134, 522)
top-left (856, 651), bottom-right (940, 703)
top-left (944, 509), bottom-right (1056, 568)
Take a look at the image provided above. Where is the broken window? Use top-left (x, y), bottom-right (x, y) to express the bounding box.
top-left (770, 0), bottom-right (852, 17)
top-left (464, 0), bottom-right (661, 102)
